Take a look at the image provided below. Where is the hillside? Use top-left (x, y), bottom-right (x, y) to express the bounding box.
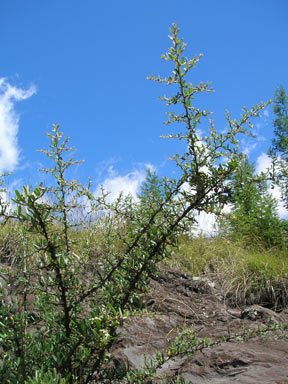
top-left (110, 265), bottom-right (288, 383)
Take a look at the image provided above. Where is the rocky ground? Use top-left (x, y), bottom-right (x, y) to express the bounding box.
top-left (111, 266), bottom-right (288, 383)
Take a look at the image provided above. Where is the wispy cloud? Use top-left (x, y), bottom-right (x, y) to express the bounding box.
top-left (239, 106), bottom-right (271, 156)
top-left (242, 141), bottom-right (257, 156)
top-left (0, 78), bottom-right (36, 174)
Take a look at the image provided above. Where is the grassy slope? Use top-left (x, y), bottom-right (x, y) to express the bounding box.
top-left (169, 235), bottom-right (288, 309)
top-left (1, 224), bottom-right (288, 310)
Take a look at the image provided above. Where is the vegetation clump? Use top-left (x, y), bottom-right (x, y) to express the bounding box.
top-left (170, 235), bottom-right (288, 309)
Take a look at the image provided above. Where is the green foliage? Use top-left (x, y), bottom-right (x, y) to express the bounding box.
top-left (269, 86), bottom-right (288, 208)
top-left (0, 25), bottom-right (267, 383)
top-left (0, 127), bottom-right (102, 383)
top-left (138, 169), bottom-right (169, 209)
top-left (270, 86), bottom-right (288, 155)
top-left (24, 369), bottom-right (74, 384)
top-left (148, 24), bottom-right (267, 218)
top-left (219, 155), bottom-right (287, 248)
top-left (0, 128), bottom-right (187, 383)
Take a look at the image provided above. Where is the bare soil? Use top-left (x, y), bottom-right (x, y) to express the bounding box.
top-left (111, 266), bottom-right (288, 383)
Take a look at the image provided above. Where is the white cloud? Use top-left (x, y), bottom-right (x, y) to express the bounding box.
top-left (256, 152), bottom-right (271, 174)
top-left (193, 211), bottom-right (218, 235)
top-left (0, 78), bottom-right (36, 174)
top-left (269, 185), bottom-right (288, 218)
top-left (97, 166), bottom-right (221, 235)
top-left (256, 152), bottom-right (288, 218)
top-left (263, 109), bottom-right (269, 118)
top-left (96, 164), bottom-right (154, 202)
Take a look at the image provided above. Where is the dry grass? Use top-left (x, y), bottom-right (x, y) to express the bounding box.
top-left (169, 235), bottom-right (288, 310)
top-left (1, 222), bottom-right (288, 310)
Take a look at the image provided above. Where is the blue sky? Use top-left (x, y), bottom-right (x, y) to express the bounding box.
top-left (1, 1), bottom-right (288, 223)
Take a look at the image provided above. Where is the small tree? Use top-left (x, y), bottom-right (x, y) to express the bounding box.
top-left (269, 86), bottom-right (288, 208)
top-left (0, 25), bottom-right (267, 383)
top-left (219, 155), bottom-right (286, 248)
top-left (270, 86), bottom-right (288, 155)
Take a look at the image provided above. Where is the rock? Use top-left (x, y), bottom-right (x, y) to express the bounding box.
top-left (241, 305), bottom-right (284, 324)
top-left (179, 340), bottom-right (288, 383)
top-left (109, 266), bottom-right (288, 383)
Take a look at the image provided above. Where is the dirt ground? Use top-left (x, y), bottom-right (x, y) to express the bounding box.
top-left (111, 266), bottom-right (288, 383)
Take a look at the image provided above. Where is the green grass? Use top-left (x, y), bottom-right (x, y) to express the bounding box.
top-left (1, 222), bottom-right (288, 310)
top-left (169, 235), bottom-right (288, 309)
